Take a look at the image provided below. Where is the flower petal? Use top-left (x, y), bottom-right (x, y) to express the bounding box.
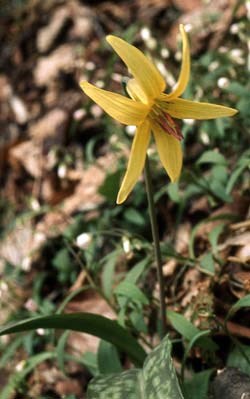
top-left (106, 35), bottom-right (165, 102)
top-left (126, 79), bottom-right (149, 104)
top-left (160, 97), bottom-right (238, 119)
top-left (152, 122), bottom-right (183, 182)
top-left (167, 24), bottom-right (190, 100)
top-left (80, 81), bottom-right (149, 125)
top-left (117, 120), bottom-right (151, 204)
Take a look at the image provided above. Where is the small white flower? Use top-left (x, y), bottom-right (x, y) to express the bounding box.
top-left (58, 164), bottom-right (67, 179)
top-left (125, 125), bottom-right (136, 136)
top-left (73, 108), bottom-right (86, 120)
top-left (208, 61), bottom-right (219, 72)
top-left (16, 360), bottom-right (26, 372)
top-left (146, 37), bottom-right (157, 50)
top-left (184, 23), bottom-right (193, 33)
top-left (37, 328), bottom-right (45, 336)
top-left (22, 256), bottom-right (32, 272)
top-left (122, 236), bottom-right (131, 254)
top-left (160, 48), bottom-right (170, 59)
top-left (95, 80), bottom-right (105, 88)
top-left (112, 73), bottom-right (123, 83)
top-left (230, 23), bottom-right (239, 34)
top-left (140, 27), bottom-right (151, 41)
top-left (85, 61), bottom-right (95, 71)
top-left (183, 119), bottom-right (195, 126)
top-left (200, 131), bottom-right (210, 145)
top-left (76, 233), bottom-right (92, 249)
top-left (30, 198), bottom-right (40, 211)
top-left (217, 77), bottom-right (230, 89)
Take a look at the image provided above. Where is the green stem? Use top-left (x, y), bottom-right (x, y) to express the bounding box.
top-left (144, 155), bottom-right (167, 336)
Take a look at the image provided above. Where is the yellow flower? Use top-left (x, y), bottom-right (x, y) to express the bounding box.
top-left (80, 25), bottom-right (237, 204)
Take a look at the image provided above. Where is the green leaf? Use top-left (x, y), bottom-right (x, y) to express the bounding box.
top-left (200, 252), bottom-right (215, 275)
top-left (99, 170), bottom-right (123, 203)
top-left (197, 150), bottom-right (227, 165)
top-left (101, 250), bottom-right (119, 299)
top-left (124, 257), bottom-right (150, 284)
top-left (130, 310), bottom-right (148, 334)
top-left (114, 281), bottom-right (149, 305)
top-left (57, 331), bottom-right (70, 373)
top-left (167, 310), bottom-right (217, 352)
top-left (88, 369), bottom-right (139, 399)
top-left (0, 313), bottom-right (146, 367)
top-left (124, 208), bottom-right (145, 227)
top-left (228, 294), bottom-right (250, 318)
top-left (208, 223), bottom-right (225, 254)
top-left (226, 163), bottom-right (249, 194)
top-left (182, 369), bottom-right (214, 399)
top-left (168, 310), bottom-right (200, 341)
top-left (0, 336), bottom-right (24, 368)
top-left (167, 182), bottom-right (181, 203)
top-left (209, 180), bottom-right (232, 202)
top-left (227, 82), bottom-right (249, 97)
top-left (81, 352), bottom-right (98, 376)
top-left (98, 340), bottom-right (123, 374)
top-left (87, 335), bottom-right (184, 399)
top-left (227, 344), bottom-right (250, 374)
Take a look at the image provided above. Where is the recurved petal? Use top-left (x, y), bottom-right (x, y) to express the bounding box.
top-left (80, 81), bottom-right (149, 125)
top-left (107, 35), bottom-right (166, 102)
top-left (152, 122), bottom-right (183, 182)
top-left (167, 24), bottom-right (190, 100)
top-left (126, 79), bottom-right (149, 105)
top-left (161, 97), bottom-right (238, 119)
top-left (117, 119), bottom-right (151, 204)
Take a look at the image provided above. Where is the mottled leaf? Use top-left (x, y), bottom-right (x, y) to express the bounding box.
top-left (87, 335), bottom-right (184, 399)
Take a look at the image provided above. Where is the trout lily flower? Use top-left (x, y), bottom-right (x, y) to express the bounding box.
top-left (80, 25), bottom-right (237, 204)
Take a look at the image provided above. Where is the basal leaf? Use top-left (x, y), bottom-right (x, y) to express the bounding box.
top-left (87, 335), bottom-right (184, 399)
top-left (142, 335), bottom-right (184, 398)
top-left (0, 313), bottom-right (146, 367)
top-left (182, 369), bottom-right (214, 399)
top-left (98, 340), bottom-right (123, 374)
top-left (87, 369), bottom-right (140, 399)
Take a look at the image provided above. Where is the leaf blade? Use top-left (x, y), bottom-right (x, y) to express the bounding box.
top-left (0, 313), bottom-right (146, 367)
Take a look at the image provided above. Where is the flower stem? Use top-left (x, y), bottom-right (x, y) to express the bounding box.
top-left (144, 155), bottom-right (167, 336)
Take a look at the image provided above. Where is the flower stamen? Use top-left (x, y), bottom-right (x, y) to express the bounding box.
top-left (150, 104), bottom-right (183, 141)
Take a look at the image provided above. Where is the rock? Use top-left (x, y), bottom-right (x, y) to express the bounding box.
top-left (34, 45), bottom-right (75, 86)
top-left (29, 108), bottom-right (68, 146)
top-left (68, 2), bottom-right (93, 40)
top-left (213, 368), bottom-right (250, 399)
top-left (9, 140), bottom-right (42, 178)
top-left (10, 109), bottom-right (68, 178)
top-left (37, 7), bottom-right (71, 53)
top-left (9, 94), bottom-right (28, 125)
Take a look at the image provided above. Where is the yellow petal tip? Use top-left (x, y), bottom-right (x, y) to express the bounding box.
top-left (230, 108), bottom-right (238, 116)
top-left (79, 81), bottom-right (88, 91)
top-left (116, 192), bottom-right (126, 205)
top-left (106, 35), bottom-right (118, 45)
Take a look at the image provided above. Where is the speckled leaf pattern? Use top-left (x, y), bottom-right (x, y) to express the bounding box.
top-left (87, 369), bottom-right (140, 399)
top-left (87, 335), bottom-right (184, 399)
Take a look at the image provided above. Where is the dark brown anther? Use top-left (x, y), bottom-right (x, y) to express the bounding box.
top-left (158, 113), bottom-right (183, 141)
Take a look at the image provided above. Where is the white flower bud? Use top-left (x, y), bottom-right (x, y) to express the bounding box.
top-left (76, 233), bottom-right (92, 249)
top-left (217, 77), bottom-right (230, 89)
